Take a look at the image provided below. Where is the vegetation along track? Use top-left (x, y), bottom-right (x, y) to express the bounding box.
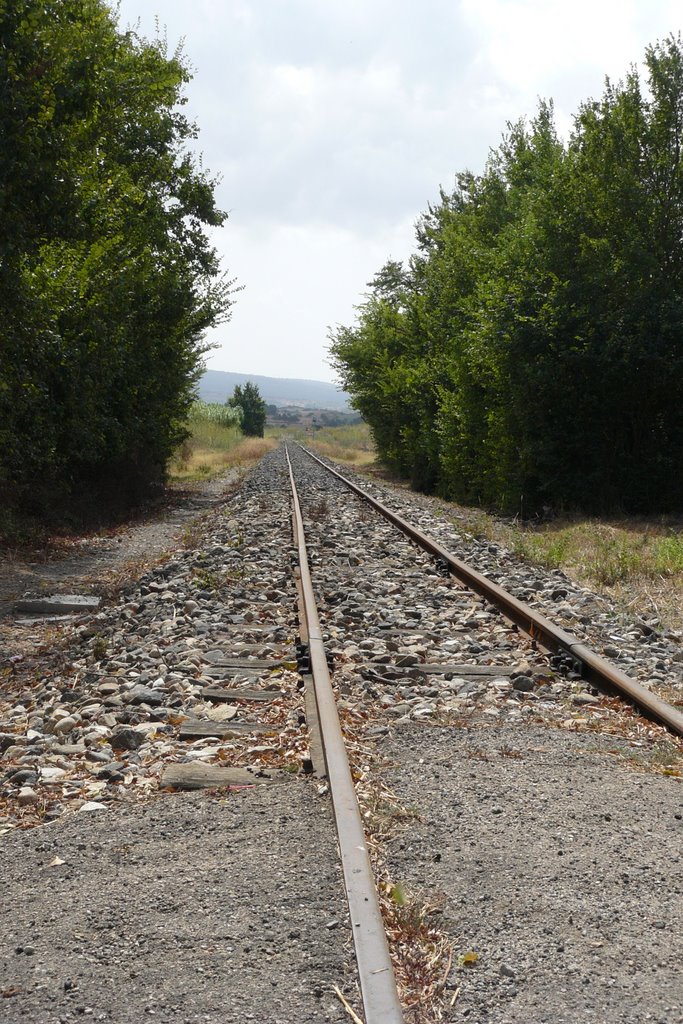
top-left (1, 443), bottom-right (682, 1022)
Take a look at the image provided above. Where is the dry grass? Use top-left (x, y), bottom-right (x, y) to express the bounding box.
top-left (169, 420), bottom-right (276, 482)
top-left (446, 510), bottom-right (683, 633)
top-left (336, 698), bottom-right (454, 1022)
top-left (305, 422), bottom-right (377, 467)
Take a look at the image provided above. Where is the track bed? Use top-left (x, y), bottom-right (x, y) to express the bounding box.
top-left (1, 443), bottom-right (681, 1022)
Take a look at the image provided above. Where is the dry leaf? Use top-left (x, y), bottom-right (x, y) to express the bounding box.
top-left (458, 950), bottom-right (479, 967)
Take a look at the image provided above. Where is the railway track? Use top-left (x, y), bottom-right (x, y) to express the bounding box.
top-left (284, 441), bottom-right (683, 1023)
top-left (2, 441), bottom-right (682, 1023)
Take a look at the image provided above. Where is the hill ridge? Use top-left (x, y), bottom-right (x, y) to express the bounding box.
top-left (199, 369), bottom-right (350, 411)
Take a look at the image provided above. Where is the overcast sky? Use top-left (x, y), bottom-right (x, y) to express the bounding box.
top-left (115, 0), bottom-right (681, 383)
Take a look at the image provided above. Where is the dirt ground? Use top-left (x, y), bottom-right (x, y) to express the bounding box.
top-left (0, 471), bottom-right (243, 622)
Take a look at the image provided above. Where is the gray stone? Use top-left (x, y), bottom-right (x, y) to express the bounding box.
top-left (395, 654), bottom-right (418, 667)
top-left (97, 680), bottom-right (120, 696)
top-left (0, 733), bottom-right (17, 753)
top-left (8, 769), bottom-right (38, 786)
top-left (572, 692), bottom-right (599, 706)
top-left (125, 685), bottom-right (165, 707)
top-left (18, 787), bottom-right (40, 806)
top-left (53, 716), bottom-right (78, 736)
top-left (512, 675), bottom-right (535, 692)
top-left (111, 726), bottom-right (146, 751)
top-left (14, 594), bottom-right (101, 615)
top-left (95, 763), bottom-right (126, 781)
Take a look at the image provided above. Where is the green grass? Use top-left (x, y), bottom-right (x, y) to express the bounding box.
top-left (453, 510), bottom-right (683, 631)
top-left (169, 409), bottom-right (275, 482)
top-left (511, 523), bottom-right (683, 586)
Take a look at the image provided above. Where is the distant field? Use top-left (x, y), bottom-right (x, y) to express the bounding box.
top-left (273, 421), bottom-right (376, 467)
top-left (169, 403), bottom-right (276, 482)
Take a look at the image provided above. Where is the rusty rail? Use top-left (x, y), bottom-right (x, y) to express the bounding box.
top-left (296, 444), bottom-right (683, 739)
top-left (285, 447), bottom-right (404, 1023)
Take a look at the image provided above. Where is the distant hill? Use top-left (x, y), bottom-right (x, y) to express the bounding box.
top-left (198, 369), bottom-right (351, 411)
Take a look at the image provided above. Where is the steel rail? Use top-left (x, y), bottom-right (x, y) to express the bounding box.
top-left (296, 443), bottom-right (683, 739)
top-left (285, 447), bottom-right (404, 1024)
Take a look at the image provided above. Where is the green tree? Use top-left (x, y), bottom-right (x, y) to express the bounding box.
top-left (332, 34), bottom-right (683, 513)
top-left (0, 0), bottom-right (235, 521)
top-left (229, 382), bottom-right (267, 437)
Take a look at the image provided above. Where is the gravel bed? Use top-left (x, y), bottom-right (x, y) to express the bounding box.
top-left (0, 785), bottom-right (350, 1023)
top-left (304, 448), bottom-right (683, 698)
top-left (0, 448), bottom-right (356, 1022)
top-left (0, 469), bottom-right (243, 618)
top-left (0, 452), bottom-right (304, 833)
top-left (2, 442), bottom-right (682, 1023)
top-left (288, 444), bottom-right (675, 736)
top-left (287, 443), bottom-right (683, 1021)
top-left (383, 722), bottom-right (683, 1024)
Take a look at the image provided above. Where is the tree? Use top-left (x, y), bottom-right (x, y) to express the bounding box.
top-left (331, 35), bottom-right (683, 513)
top-left (0, 0), bottom-right (235, 522)
top-left (229, 382), bottom-right (267, 437)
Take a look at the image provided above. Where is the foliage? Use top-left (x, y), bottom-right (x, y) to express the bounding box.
top-left (228, 381), bottom-right (267, 438)
top-left (190, 401), bottom-right (242, 429)
top-left (0, 0), bottom-right (236, 519)
top-left (169, 400), bottom-right (273, 481)
top-left (330, 35), bottom-right (683, 514)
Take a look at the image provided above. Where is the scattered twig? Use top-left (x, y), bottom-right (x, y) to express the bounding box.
top-left (437, 948), bottom-right (453, 992)
top-left (334, 984), bottom-right (365, 1024)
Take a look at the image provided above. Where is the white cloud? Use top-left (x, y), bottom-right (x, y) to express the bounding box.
top-left (114, 0), bottom-right (683, 381)
top-left (206, 215), bottom-right (417, 381)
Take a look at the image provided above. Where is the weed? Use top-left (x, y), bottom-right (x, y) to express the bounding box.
top-left (465, 746), bottom-right (491, 761)
top-left (587, 737), bottom-right (683, 776)
top-left (498, 744), bottom-right (523, 759)
top-left (442, 505), bottom-right (683, 632)
top-left (307, 497), bottom-right (329, 521)
top-left (91, 635), bottom-right (107, 661)
top-left (193, 569), bottom-right (219, 591)
top-left (653, 534), bottom-right (683, 575)
top-left (587, 540), bottom-right (643, 585)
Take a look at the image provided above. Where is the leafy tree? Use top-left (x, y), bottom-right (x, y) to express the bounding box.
top-left (0, 0), bottom-right (235, 522)
top-left (332, 35), bottom-right (683, 513)
top-left (229, 382), bottom-right (267, 437)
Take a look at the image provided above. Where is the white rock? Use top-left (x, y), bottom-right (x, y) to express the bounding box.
top-left (53, 716), bottom-right (78, 736)
top-left (18, 787), bottom-right (40, 806)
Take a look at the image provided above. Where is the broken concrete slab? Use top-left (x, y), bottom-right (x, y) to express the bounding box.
top-left (200, 686), bottom-right (284, 703)
top-left (14, 594), bottom-right (101, 615)
top-left (201, 652), bottom-right (294, 670)
top-left (178, 719), bottom-right (272, 740)
top-left (161, 763), bottom-right (285, 790)
top-left (14, 614), bottom-right (82, 626)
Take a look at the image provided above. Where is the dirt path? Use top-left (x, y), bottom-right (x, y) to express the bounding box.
top-left (0, 469), bottom-right (242, 620)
